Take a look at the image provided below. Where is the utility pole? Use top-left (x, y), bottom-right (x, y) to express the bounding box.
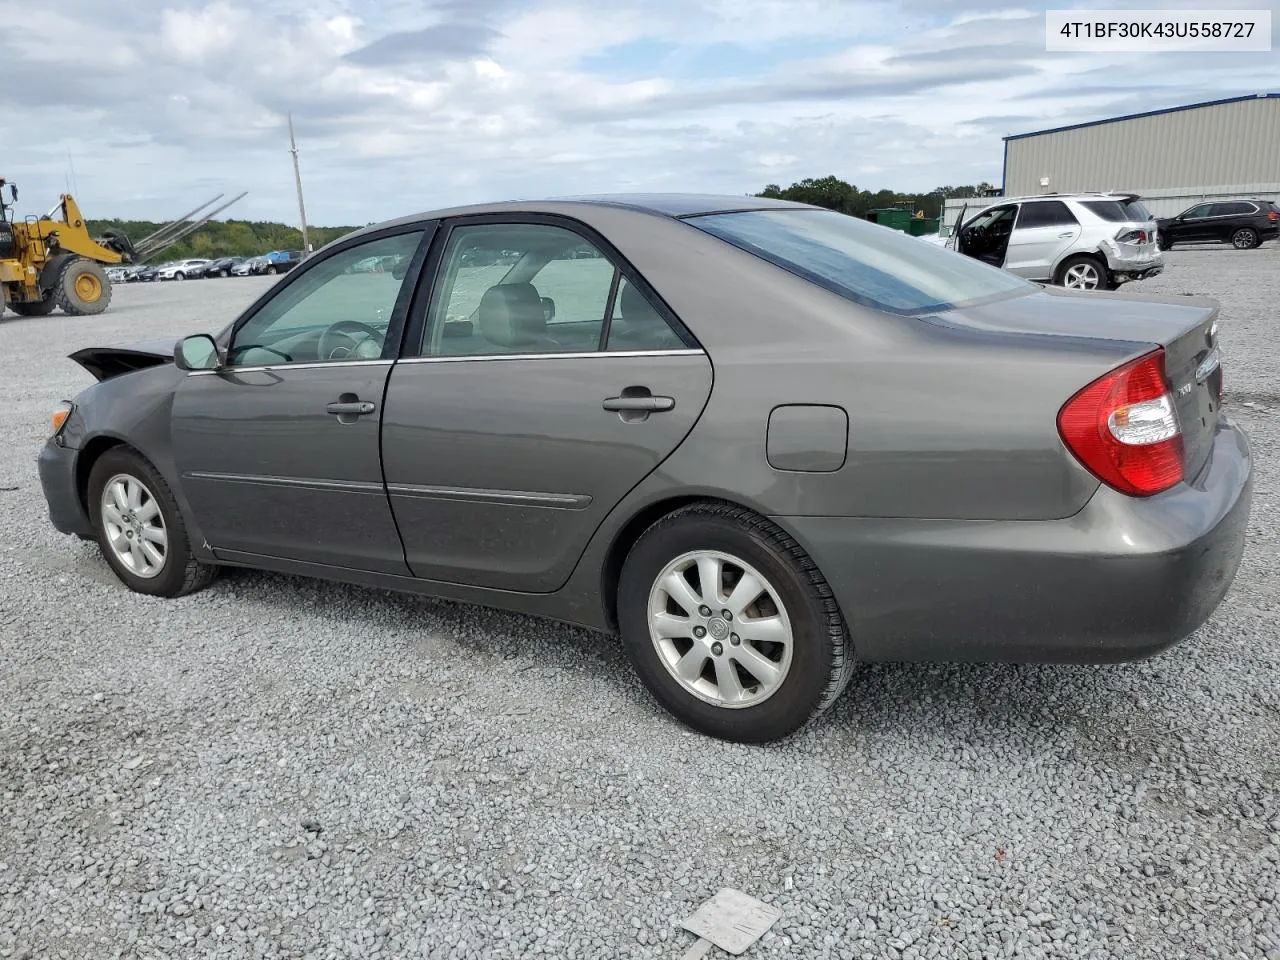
top-left (288, 112), bottom-right (311, 255)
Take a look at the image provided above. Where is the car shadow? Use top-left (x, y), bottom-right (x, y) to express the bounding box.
top-left (139, 563), bottom-right (1194, 765)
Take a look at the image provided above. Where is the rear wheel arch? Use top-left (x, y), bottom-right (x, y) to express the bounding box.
top-left (600, 495), bottom-right (818, 631)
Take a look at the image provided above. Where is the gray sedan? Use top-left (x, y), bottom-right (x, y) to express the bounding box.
top-left (38, 194), bottom-right (1252, 743)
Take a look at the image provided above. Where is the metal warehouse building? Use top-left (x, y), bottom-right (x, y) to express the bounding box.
top-left (1000, 93), bottom-right (1280, 218)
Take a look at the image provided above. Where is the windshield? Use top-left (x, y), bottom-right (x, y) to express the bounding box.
top-left (687, 208), bottom-right (1032, 315)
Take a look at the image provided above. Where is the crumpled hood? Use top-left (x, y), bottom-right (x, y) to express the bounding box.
top-left (69, 336), bottom-right (178, 382)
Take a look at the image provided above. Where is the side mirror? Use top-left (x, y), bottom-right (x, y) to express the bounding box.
top-left (174, 334), bottom-right (221, 372)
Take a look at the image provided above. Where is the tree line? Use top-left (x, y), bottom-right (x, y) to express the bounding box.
top-left (756, 176), bottom-right (998, 218)
top-left (85, 217), bottom-right (362, 263)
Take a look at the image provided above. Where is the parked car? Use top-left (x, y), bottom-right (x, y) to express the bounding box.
top-left (253, 250), bottom-right (304, 275)
top-left (916, 223), bottom-right (953, 247)
top-left (202, 256), bottom-right (245, 278)
top-left (1156, 199), bottom-right (1279, 250)
top-left (156, 259), bottom-right (210, 281)
top-left (38, 194), bottom-right (1249, 743)
top-left (105, 267), bottom-right (133, 283)
top-left (949, 192), bottom-right (1163, 291)
top-left (231, 257), bottom-right (261, 277)
top-left (132, 265), bottom-right (161, 282)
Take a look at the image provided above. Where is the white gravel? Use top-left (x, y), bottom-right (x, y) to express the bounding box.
top-left (2, 251), bottom-right (1279, 960)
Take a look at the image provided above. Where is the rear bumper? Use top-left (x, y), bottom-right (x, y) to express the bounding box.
top-left (38, 438), bottom-right (94, 538)
top-left (780, 420), bottom-right (1252, 663)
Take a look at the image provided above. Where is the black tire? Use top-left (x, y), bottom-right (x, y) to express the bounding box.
top-left (617, 502), bottom-right (855, 743)
top-left (53, 259), bottom-right (112, 315)
top-left (87, 447), bottom-right (219, 598)
top-left (1231, 228), bottom-right (1259, 250)
top-left (1157, 235), bottom-right (1172, 251)
top-left (1055, 254), bottom-right (1109, 291)
top-left (265, 264), bottom-right (278, 275)
top-left (220, 269), bottom-right (229, 278)
top-left (175, 271), bottom-right (186, 281)
top-left (10, 298), bottom-right (56, 317)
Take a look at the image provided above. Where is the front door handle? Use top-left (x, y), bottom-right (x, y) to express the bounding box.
top-left (326, 400), bottom-right (376, 415)
top-left (1057, 231), bottom-right (1074, 238)
top-left (602, 396), bottom-right (675, 412)
top-left (326, 395), bottom-right (376, 424)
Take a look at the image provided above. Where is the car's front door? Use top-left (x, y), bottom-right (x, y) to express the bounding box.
top-left (1170, 203), bottom-right (1215, 243)
top-left (1004, 199), bottom-right (1082, 279)
top-left (956, 204), bottom-right (1017, 267)
top-left (171, 226), bottom-right (432, 573)
top-left (380, 217), bottom-right (713, 592)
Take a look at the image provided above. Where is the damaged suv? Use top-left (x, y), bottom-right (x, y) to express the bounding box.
top-left (948, 193), bottom-right (1163, 291)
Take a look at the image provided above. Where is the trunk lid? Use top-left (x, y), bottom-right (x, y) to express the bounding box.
top-left (940, 286), bottom-right (1224, 481)
top-left (69, 337), bottom-right (176, 382)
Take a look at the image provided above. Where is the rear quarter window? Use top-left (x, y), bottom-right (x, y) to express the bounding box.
top-left (1078, 200), bottom-right (1129, 222)
top-left (687, 208), bottom-right (1032, 316)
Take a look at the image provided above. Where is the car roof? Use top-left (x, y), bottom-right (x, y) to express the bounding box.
top-left (979, 192), bottom-right (1145, 205)
top-left (339, 193), bottom-right (815, 244)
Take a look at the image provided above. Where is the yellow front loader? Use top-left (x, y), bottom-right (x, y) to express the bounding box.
top-left (0, 178), bottom-right (135, 318)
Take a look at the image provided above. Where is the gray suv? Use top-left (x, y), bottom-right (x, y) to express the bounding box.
top-left (948, 193), bottom-right (1163, 291)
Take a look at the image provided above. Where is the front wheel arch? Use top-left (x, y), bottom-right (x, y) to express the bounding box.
top-left (75, 436), bottom-right (127, 520)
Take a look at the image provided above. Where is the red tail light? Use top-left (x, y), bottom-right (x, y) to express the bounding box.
top-left (1057, 348), bottom-right (1184, 497)
top-left (1268, 210), bottom-right (1279, 221)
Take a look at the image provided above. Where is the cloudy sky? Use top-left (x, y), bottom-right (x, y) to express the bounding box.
top-left (4, 0), bottom-right (1276, 226)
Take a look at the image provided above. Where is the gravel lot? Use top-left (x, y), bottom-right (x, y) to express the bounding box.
top-left (3, 249), bottom-right (1279, 960)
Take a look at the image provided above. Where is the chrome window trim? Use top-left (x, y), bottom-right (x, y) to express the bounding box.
top-left (398, 348), bottom-right (706, 365)
top-left (185, 348), bottom-right (706, 376)
top-left (187, 359), bottom-right (395, 376)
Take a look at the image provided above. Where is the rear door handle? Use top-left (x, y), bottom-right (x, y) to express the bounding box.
top-left (326, 401), bottom-right (376, 415)
top-left (602, 396), bottom-right (675, 412)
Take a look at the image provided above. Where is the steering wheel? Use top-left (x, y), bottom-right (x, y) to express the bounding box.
top-left (318, 320), bottom-right (385, 361)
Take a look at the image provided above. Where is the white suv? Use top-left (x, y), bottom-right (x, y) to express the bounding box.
top-left (155, 259), bottom-right (210, 281)
top-left (948, 193), bottom-right (1162, 291)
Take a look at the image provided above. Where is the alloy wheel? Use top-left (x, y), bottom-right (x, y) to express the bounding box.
top-left (646, 550), bottom-right (794, 709)
top-left (1232, 229), bottom-right (1256, 250)
top-left (100, 474), bottom-right (168, 579)
top-left (1062, 262), bottom-right (1102, 290)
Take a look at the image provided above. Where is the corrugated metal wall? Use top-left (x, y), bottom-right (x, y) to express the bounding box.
top-left (1005, 97), bottom-right (1280, 197)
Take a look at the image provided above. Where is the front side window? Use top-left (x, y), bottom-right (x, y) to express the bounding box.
top-left (229, 231), bottom-right (424, 366)
top-left (1181, 203), bottom-right (1213, 220)
top-left (423, 222), bottom-right (682, 356)
top-left (688, 208), bottom-right (1031, 316)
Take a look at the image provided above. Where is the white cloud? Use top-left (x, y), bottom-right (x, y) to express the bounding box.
top-left (0, 0), bottom-right (1266, 227)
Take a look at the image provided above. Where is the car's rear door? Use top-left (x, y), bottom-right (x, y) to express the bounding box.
top-left (380, 216), bottom-right (713, 592)
top-left (1004, 200), bottom-right (1082, 279)
top-left (170, 225), bottom-right (433, 573)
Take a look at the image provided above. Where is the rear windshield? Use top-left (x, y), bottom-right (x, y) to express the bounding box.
top-left (686, 208), bottom-right (1031, 316)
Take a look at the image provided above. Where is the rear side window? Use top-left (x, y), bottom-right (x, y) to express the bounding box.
top-left (687, 208), bottom-right (1031, 316)
top-left (1017, 201), bottom-right (1078, 228)
top-left (1212, 201), bottom-right (1256, 216)
top-left (1078, 200), bottom-right (1129, 222)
